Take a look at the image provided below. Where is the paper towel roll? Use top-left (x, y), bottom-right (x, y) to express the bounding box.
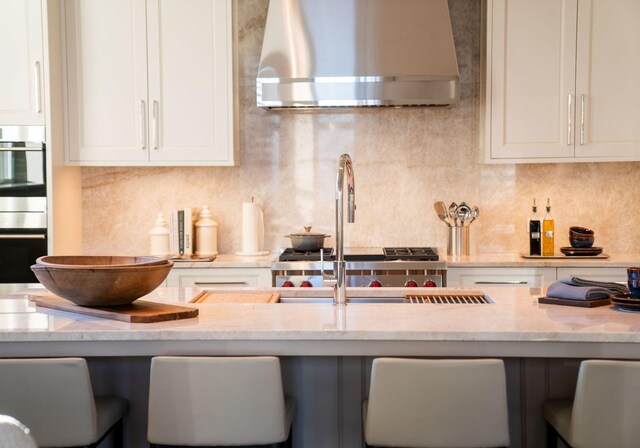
top-left (240, 201), bottom-right (265, 255)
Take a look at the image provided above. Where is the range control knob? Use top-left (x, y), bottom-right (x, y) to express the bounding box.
top-left (369, 280), bottom-right (382, 287)
top-left (423, 280), bottom-right (437, 287)
top-left (299, 281), bottom-right (313, 288)
top-left (281, 281), bottom-right (294, 288)
top-left (405, 280), bottom-right (418, 287)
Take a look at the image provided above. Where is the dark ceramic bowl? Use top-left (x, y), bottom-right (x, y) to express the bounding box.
top-left (628, 267), bottom-right (640, 281)
top-left (569, 226), bottom-right (594, 236)
top-left (569, 235), bottom-right (595, 248)
top-left (628, 279), bottom-right (640, 298)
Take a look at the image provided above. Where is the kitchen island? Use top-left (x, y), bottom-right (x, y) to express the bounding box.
top-left (1, 286), bottom-right (639, 447)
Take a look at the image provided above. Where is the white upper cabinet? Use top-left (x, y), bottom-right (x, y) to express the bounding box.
top-left (62, 0), bottom-right (235, 166)
top-left (484, 0), bottom-right (640, 163)
top-left (574, 0), bottom-right (640, 158)
top-left (0, 0), bottom-right (45, 125)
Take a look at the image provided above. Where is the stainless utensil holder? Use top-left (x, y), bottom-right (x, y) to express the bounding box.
top-left (447, 226), bottom-right (470, 256)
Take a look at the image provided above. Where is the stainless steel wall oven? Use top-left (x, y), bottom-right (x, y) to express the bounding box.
top-left (0, 126), bottom-right (47, 283)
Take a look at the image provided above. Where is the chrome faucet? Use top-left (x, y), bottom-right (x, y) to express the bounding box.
top-left (323, 154), bottom-right (355, 306)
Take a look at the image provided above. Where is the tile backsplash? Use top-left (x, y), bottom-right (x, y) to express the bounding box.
top-left (81, 0), bottom-right (640, 256)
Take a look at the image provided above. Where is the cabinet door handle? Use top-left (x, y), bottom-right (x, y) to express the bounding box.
top-left (567, 94), bottom-right (573, 145)
top-left (194, 281), bottom-right (248, 286)
top-left (0, 234), bottom-right (46, 239)
top-left (152, 100), bottom-right (159, 150)
top-left (474, 280), bottom-right (528, 285)
top-left (140, 100), bottom-right (147, 150)
top-left (580, 94), bottom-right (585, 145)
top-left (34, 61), bottom-right (42, 113)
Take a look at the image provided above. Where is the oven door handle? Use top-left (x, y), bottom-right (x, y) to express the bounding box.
top-left (0, 234), bottom-right (46, 239)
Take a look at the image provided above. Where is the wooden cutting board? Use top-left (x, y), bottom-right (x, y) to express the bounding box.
top-left (30, 294), bottom-right (199, 323)
top-left (538, 296), bottom-right (611, 308)
top-left (192, 292), bottom-right (280, 304)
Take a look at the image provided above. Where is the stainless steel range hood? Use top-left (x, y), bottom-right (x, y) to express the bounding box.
top-left (257, 0), bottom-right (460, 108)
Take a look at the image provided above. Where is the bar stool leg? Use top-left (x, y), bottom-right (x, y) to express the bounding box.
top-left (546, 422), bottom-right (556, 448)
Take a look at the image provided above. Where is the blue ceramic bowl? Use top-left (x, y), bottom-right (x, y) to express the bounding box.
top-left (628, 267), bottom-right (640, 281)
top-left (569, 235), bottom-right (594, 248)
top-left (569, 226), bottom-right (595, 235)
top-left (628, 279), bottom-right (640, 298)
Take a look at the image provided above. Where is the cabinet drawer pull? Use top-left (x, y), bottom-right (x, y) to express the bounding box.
top-left (152, 100), bottom-right (159, 150)
top-left (474, 280), bottom-right (528, 285)
top-left (580, 94), bottom-right (585, 145)
top-left (567, 94), bottom-right (572, 145)
top-left (140, 100), bottom-right (147, 150)
top-left (0, 234), bottom-right (46, 239)
top-left (34, 61), bottom-right (42, 113)
top-left (194, 281), bottom-right (248, 286)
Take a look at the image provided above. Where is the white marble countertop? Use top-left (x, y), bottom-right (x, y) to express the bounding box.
top-left (167, 252), bottom-right (640, 269)
top-left (170, 253), bottom-right (277, 268)
top-left (2, 286), bottom-right (640, 359)
top-left (444, 253), bottom-right (640, 267)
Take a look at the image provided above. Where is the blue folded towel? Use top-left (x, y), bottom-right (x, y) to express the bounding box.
top-left (566, 276), bottom-right (628, 294)
top-left (546, 277), bottom-right (626, 301)
top-left (546, 282), bottom-right (611, 301)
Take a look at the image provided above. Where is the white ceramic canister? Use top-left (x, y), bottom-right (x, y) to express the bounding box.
top-left (195, 205), bottom-right (218, 257)
top-left (149, 213), bottom-right (170, 258)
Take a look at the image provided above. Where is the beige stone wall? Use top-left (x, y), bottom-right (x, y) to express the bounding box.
top-left (81, 0), bottom-right (640, 256)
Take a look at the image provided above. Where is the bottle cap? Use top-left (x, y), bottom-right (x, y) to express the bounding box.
top-left (199, 205), bottom-right (213, 219)
top-left (153, 213), bottom-right (167, 228)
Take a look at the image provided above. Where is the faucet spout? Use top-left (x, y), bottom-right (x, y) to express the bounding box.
top-left (334, 154), bottom-right (355, 306)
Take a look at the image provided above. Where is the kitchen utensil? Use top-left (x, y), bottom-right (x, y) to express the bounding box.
top-left (449, 202), bottom-right (458, 226)
top-left (192, 292), bottom-right (281, 304)
top-left (433, 202), bottom-right (452, 227)
top-left (36, 255), bottom-right (168, 267)
top-left (470, 206), bottom-right (479, 224)
top-left (559, 247), bottom-right (603, 256)
top-left (30, 256), bottom-right (173, 307)
top-left (30, 293), bottom-right (197, 323)
top-left (455, 204), bottom-right (471, 226)
top-left (569, 226), bottom-right (594, 235)
top-left (569, 234), bottom-right (594, 248)
top-left (285, 226), bottom-right (330, 252)
top-left (447, 226), bottom-right (470, 256)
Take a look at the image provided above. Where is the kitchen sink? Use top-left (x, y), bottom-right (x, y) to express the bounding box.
top-left (278, 297), bottom-right (405, 304)
top-left (278, 292), bottom-right (493, 305)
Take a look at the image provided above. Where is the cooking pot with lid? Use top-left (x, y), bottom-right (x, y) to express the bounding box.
top-left (285, 226), bottom-right (330, 252)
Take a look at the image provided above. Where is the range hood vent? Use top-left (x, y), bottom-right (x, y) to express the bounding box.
top-left (257, 0), bottom-right (460, 109)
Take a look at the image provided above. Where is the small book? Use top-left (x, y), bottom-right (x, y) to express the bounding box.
top-left (177, 210), bottom-right (185, 255)
top-left (183, 207), bottom-right (193, 256)
top-left (169, 210), bottom-right (180, 256)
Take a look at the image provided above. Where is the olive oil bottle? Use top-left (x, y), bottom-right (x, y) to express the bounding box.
top-left (529, 199), bottom-right (541, 256)
top-left (542, 198), bottom-right (554, 256)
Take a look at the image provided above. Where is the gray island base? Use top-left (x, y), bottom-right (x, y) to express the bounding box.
top-left (1, 286), bottom-right (638, 447)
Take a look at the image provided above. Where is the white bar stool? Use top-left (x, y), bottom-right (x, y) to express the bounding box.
top-left (148, 356), bottom-right (295, 447)
top-left (0, 415), bottom-right (38, 448)
top-left (363, 358), bottom-right (510, 448)
top-left (0, 358), bottom-right (128, 448)
top-left (543, 360), bottom-right (640, 448)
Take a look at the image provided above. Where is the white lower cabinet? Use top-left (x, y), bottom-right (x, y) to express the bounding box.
top-left (166, 267), bottom-right (272, 288)
top-left (447, 267), bottom-right (557, 288)
top-left (557, 267), bottom-right (627, 283)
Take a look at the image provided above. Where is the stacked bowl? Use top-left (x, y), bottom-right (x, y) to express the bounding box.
top-left (569, 226), bottom-right (595, 248)
top-left (560, 226), bottom-right (602, 256)
top-left (30, 256), bottom-right (173, 307)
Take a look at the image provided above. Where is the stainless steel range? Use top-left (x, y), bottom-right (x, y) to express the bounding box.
top-left (271, 247), bottom-right (446, 288)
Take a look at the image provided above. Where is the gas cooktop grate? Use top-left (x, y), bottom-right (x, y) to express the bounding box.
top-left (405, 293), bottom-right (491, 304)
top-left (383, 247), bottom-right (439, 261)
